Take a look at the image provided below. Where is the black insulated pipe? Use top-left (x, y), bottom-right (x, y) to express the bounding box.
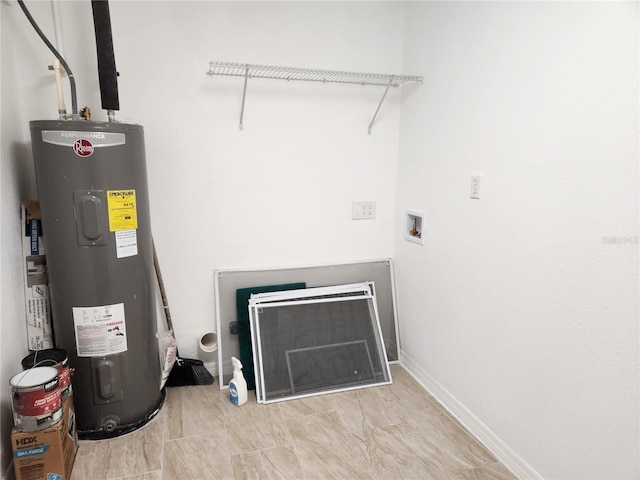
top-left (91, 0), bottom-right (119, 112)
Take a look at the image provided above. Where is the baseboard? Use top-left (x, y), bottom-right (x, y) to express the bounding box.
top-left (203, 360), bottom-right (219, 376)
top-left (400, 350), bottom-right (542, 480)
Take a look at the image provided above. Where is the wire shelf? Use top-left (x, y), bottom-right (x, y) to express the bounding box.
top-left (206, 61), bottom-right (423, 133)
top-left (207, 61), bottom-right (423, 88)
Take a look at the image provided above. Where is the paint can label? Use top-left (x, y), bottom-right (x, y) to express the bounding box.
top-left (12, 382), bottom-right (61, 417)
top-left (10, 367), bottom-right (63, 431)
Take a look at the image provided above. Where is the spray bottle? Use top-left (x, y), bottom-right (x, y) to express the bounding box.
top-left (228, 356), bottom-right (248, 406)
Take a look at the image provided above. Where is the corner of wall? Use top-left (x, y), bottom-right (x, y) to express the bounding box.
top-left (401, 350), bottom-right (542, 480)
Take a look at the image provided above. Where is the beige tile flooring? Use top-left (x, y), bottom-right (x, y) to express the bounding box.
top-left (70, 365), bottom-right (516, 480)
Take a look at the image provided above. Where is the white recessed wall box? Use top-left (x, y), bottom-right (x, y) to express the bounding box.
top-left (405, 210), bottom-right (424, 245)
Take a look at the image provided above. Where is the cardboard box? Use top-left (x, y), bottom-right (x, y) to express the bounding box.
top-left (22, 200), bottom-right (54, 350)
top-left (12, 395), bottom-right (78, 480)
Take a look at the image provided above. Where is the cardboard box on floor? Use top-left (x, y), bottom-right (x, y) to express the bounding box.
top-left (21, 200), bottom-right (54, 351)
top-left (11, 395), bottom-right (78, 480)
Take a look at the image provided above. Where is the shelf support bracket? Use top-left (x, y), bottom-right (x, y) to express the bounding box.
top-left (368, 76), bottom-right (394, 135)
top-left (239, 66), bottom-right (249, 131)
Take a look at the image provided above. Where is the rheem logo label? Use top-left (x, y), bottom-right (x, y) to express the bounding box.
top-left (73, 139), bottom-right (94, 157)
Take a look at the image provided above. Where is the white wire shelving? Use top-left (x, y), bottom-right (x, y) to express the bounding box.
top-left (206, 61), bottom-right (423, 134)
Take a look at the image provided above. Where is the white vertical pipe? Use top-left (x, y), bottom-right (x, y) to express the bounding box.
top-left (50, 0), bottom-right (67, 118)
top-left (50, 0), bottom-right (65, 57)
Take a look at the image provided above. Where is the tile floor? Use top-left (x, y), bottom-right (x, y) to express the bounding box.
top-left (70, 365), bottom-right (517, 480)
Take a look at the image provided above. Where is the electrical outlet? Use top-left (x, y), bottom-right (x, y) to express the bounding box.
top-left (470, 176), bottom-right (480, 199)
top-left (352, 201), bottom-right (376, 220)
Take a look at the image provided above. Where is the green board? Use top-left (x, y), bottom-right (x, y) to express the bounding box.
top-left (236, 283), bottom-right (306, 390)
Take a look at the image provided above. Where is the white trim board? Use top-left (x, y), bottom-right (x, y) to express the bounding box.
top-left (400, 351), bottom-right (542, 480)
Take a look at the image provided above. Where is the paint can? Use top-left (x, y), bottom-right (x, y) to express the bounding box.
top-left (10, 366), bottom-right (62, 432)
top-left (21, 348), bottom-right (72, 400)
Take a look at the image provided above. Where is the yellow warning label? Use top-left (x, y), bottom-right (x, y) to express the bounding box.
top-left (107, 189), bottom-right (138, 232)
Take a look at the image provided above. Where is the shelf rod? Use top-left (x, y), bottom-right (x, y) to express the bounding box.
top-left (368, 77), bottom-right (394, 135)
top-left (239, 65), bottom-right (249, 131)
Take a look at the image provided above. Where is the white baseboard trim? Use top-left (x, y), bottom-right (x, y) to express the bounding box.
top-left (400, 350), bottom-right (543, 480)
top-left (203, 361), bottom-right (219, 378)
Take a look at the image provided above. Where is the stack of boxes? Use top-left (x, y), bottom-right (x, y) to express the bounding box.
top-left (11, 395), bottom-right (78, 480)
top-left (11, 201), bottom-right (78, 479)
top-left (21, 201), bottom-right (54, 351)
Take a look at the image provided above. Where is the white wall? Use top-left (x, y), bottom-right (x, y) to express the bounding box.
top-left (2, 1), bottom-right (638, 478)
top-left (105, 0), bottom-right (405, 359)
top-left (396, 2), bottom-right (639, 479)
top-left (1, 0), bottom-right (41, 475)
top-left (1, 1), bottom-right (404, 474)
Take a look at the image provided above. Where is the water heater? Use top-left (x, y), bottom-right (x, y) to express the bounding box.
top-left (30, 119), bottom-right (164, 439)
